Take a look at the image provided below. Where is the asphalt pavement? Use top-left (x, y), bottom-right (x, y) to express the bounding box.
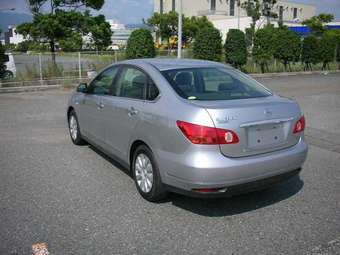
top-left (0, 73), bottom-right (339, 255)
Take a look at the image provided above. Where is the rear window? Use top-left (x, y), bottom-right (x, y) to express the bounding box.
top-left (161, 67), bottom-right (272, 101)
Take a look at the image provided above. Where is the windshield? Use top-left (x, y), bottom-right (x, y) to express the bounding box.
top-left (161, 67), bottom-right (272, 101)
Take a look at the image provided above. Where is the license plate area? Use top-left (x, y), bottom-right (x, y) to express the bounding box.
top-left (247, 123), bottom-right (285, 149)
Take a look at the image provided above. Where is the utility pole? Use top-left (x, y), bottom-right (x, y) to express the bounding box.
top-left (177, 0), bottom-right (182, 59)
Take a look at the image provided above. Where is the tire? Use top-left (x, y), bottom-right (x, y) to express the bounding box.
top-left (1, 70), bottom-right (14, 80)
top-left (68, 110), bottom-right (86, 145)
top-left (132, 145), bottom-right (167, 202)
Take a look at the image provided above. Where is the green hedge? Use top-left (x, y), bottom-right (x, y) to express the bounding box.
top-left (224, 29), bottom-right (247, 69)
top-left (126, 29), bottom-right (156, 59)
top-left (193, 26), bottom-right (222, 62)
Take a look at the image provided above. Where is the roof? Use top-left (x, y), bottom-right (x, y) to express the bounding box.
top-left (121, 58), bottom-right (227, 71)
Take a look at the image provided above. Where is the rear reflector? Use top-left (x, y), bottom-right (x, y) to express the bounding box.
top-left (293, 116), bottom-right (306, 134)
top-left (192, 187), bottom-right (227, 193)
top-left (176, 120), bottom-right (239, 145)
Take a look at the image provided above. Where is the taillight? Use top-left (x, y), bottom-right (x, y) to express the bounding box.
top-left (176, 121), bottom-right (239, 145)
top-left (293, 116), bottom-right (305, 134)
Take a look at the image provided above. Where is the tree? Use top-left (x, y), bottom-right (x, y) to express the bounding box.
top-left (241, 0), bottom-right (277, 41)
top-left (245, 28), bottom-right (254, 48)
top-left (262, 0), bottom-right (278, 25)
top-left (242, 0), bottom-right (261, 30)
top-left (273, 27), bottom-right (301, 71)
top-left (253, 26), bottom-right (277, 73)
top-left (85, 14), bottom-right (112, 51)
top-left (147, 11), bottom-right (178, 48)
top-left (241, 0), bottom-right (261, 42)
top-left (320, 32), bottom-right (337, 70)
top-left (16, 0), bottom-right (105, 62)
top-left (302, 13), bottom-right (334, 36)
top-left (126, 29), bottom-right (156, 59)
top-left (301, 36), bottom-right (321, 71)
top-left (193, 26), bottom-right (222, 62)
top-left (224, 29), bottom-right (247, 69)
top-left (59, 32), bottom-right (83, 52)
top-left (183, 16), bottom-right (214, 44)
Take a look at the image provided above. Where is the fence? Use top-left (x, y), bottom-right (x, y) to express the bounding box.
top-left (2, 49), bottom-right (193, 84)
top-left (1, 49), bottom-right (339, 88)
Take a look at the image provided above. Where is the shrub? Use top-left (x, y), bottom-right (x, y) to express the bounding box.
top-left (337, 43), bottom-right (340, 67)
top-left (273, 28), bottom-right (301, 71)
top-left (320, 33), bottom-right (337, 70)
top-left (301, 36), bottom-right (321, 71)
top-left (0, 42), bottom-right (7, 77)
top-left (253, 26), bottom-right (277, 73)
top-left (224, 29), bottom-right (247, 69)
top-left (193, 26), bottom-right (222, 62)
top-left (126, 29), bottom-right (156, 59)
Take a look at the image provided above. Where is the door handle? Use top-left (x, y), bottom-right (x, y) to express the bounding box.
top-left (97, 102), bottom-right (105, 110)
top-left (128, 107), bottom-right (139, 117)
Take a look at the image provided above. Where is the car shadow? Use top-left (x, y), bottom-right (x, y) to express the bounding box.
top-left (88, 144), bottom-right (304, 217)
top-left (167, 176), bottom-right (304, 217)
top-left (88, 145), bottom-right (132, 177)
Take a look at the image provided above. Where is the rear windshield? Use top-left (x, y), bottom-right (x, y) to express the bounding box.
top-left (161, 67), bottom-right (272, 101)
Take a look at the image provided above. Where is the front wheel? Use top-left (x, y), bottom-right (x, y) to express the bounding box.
top-left (68, 110), bottom-right (86, 145)
top-left (132, 145), bottom-right (167, 202)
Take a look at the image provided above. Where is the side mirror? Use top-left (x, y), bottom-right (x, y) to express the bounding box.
top-left (77, 83), bottom-right (88, 93)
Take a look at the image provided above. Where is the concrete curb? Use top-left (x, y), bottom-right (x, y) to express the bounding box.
top-left (250, 70), bottom-right (340, 78)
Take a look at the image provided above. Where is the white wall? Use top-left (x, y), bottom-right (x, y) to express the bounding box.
top-left (9, 27), bottom-right (25, 45)
top-left (154, 0), bottom-right (316, 22)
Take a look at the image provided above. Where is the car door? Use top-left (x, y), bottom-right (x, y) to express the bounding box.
top-left (101, 66), bottom-right (149, 160)
top-left (77, 66), bottom-right (119, 143)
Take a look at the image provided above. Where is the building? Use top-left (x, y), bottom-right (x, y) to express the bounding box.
top-left (107, 19), bottom-right (134, 47)
top-left (4, 26), bottom-right (26, 45)
top-left (154, 0), bottom-right (317, 40)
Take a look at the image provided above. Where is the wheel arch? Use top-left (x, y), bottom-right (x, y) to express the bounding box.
top-left (129, 140), bottom-right (151, 167)
top-left (67, 106), bottom-right (75, 121)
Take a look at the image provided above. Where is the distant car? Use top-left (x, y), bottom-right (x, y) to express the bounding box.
top-left (1, 53), bottom-right (16, 80)
top-left (67, 59), bottom-right (308, 202)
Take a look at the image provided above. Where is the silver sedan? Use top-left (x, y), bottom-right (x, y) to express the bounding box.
top-left (67, 59), bottom-right (308, 201)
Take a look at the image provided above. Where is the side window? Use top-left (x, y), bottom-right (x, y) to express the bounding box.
top-left (147, 81), bottom-right (160, 101)
top-left (88, 66), bottom-right (118, 95)
top-left (114, 67), bottom-right (147, 100)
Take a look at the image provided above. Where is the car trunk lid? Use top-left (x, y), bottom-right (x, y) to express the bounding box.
top-left (189, 95), bottom-right (302, 157)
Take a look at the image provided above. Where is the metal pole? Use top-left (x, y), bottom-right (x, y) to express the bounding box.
top-left (39, 53), bottom-right (43, 82)
top-left (237, 1), bottom-right (240, 30)
top-left (177, 0), bottom-right (182, 59)
top-left (78, 52), bottom-right (81, 79)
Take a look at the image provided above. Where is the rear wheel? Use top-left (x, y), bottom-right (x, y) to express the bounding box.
top-left (68, 110), bottom-right (86, 145)
top-left (132, 145), bottom-right (167, 202)
top-left (1, 70), bottom-right (14, 80)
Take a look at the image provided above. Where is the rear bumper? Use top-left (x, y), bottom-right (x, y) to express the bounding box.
top-left (158, 138), bottom-right (308, 194)
top-left (165, 168), bottom-right (301, 198)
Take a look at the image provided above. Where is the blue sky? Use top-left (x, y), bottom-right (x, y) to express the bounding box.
top-left (0, 0), bottom-right (339, 24)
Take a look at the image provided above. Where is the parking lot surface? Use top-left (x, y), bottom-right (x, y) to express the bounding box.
top-left (0, 73), bottom-right (339, 255)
